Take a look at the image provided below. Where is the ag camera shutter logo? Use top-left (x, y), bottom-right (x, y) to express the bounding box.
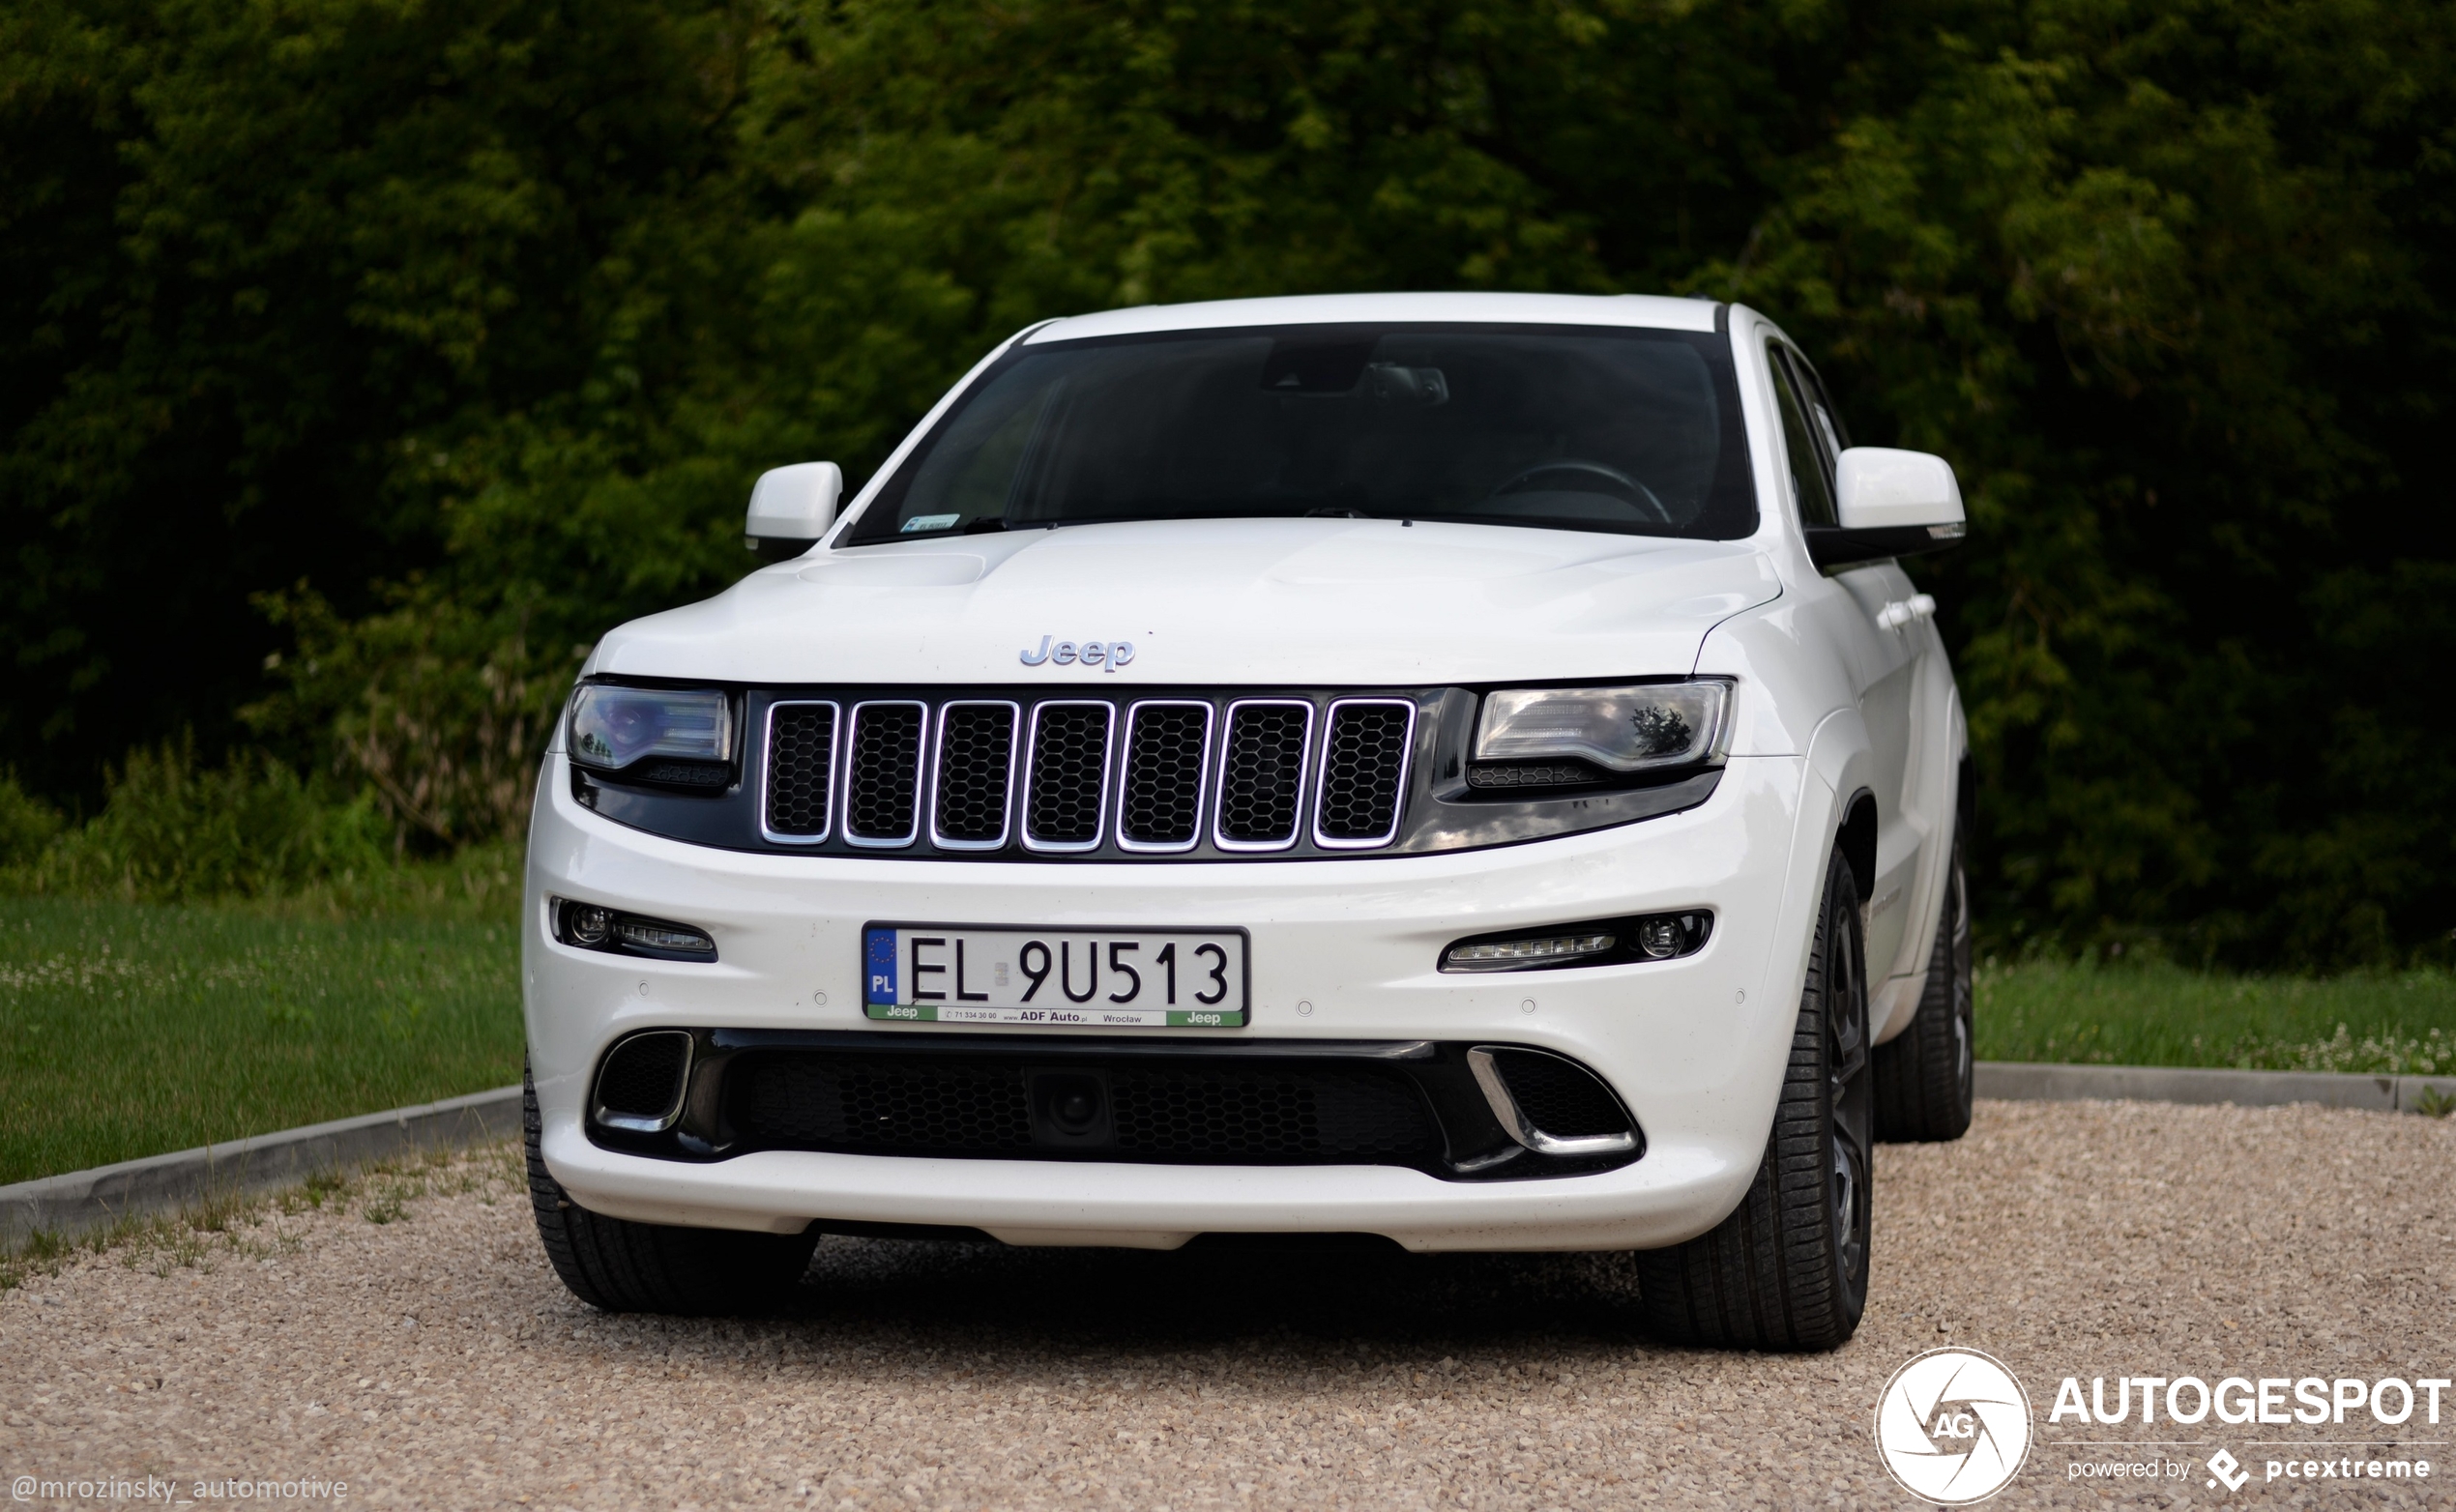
top-left (1874, 1348), bottom-right (2034, 1504)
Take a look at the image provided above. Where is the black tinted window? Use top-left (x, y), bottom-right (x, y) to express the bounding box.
top-left (1768, 345), bottom-right (1838, 528)
top-left (847, 324), bottom-right (1757, 543)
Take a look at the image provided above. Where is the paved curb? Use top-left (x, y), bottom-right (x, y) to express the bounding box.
top-left (1976, 1061), bottom-right (2456, 1114)
top-left (0, 1085), bottom-right (520, 1250)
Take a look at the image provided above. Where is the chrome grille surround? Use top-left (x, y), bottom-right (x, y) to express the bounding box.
top-left (1021, 700), bottom-right (1117, 853)
top-left (842, 700), bottom-right (928, 848)
top-left (1213, 699), bottom-right (1316, 853)
top-left (1115, 700), bottom-right (1215, 854)
top-left (928, 700), bottom-right (1021, 851)
top-left (1314, 697), bottom-right (1418, 850)
top-left (760, 700), bottom-right (840, 845)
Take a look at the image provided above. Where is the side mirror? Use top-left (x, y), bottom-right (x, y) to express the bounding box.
top-left (745, 461), bottom-right (842, 548)
top-left (1807, 447), bottom-right (1968, 568)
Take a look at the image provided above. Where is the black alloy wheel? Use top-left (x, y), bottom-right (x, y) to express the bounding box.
top-left (1826, 887), bottom-right (1874, 1303)
top-left (1638, 845), bottom-right (1874, 1350)
top-left (1873, 834), bottom-right (1976, 1142)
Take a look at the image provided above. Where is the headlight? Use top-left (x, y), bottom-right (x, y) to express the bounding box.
top-left (569, 685), bottom-right (733, 775)
top-left (1474, 682), bottom-right (1728, 778)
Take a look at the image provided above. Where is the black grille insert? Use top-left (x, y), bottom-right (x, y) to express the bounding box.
top-left (764, 702), bottom-right (838, 839)
top-left (1119, 703), bottom-right (1212, 849)
top-left (1025, 703), bottom-right (1113, 849)
top-left (1109, 1066), bottom-right (1435, 1158)
top-left (729, 1051), bottom-right (1439, 1164)
top-left (1491, 1050), bottom-right (1630, 1138)
top-left (595, 1032), bottom-right (689, 1122)
top-left (1216, 701), bottom-right (1311, 847)
top-left (932, 702), bottom-right (1017, 847)
top-left (739, 1057), bottom-right (1034, 1151)
top-left (1317, 701), bottom-right (1414, 845)
top-left (845, 702), bottom-right (925, 844)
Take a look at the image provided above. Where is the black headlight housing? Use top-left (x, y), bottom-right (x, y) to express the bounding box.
top-left (567, 683), bottom-right (739, 792)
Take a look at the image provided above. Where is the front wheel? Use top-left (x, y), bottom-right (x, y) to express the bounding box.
top-left (524, 1064), bottom-right (819, 1315)
top-left (1637, 847), bottom-right (1873, 1351)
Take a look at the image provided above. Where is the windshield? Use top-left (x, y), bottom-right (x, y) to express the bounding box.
top-left (843, 323), bottom-right (1756, 544)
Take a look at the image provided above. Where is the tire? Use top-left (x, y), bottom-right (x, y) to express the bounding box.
top-left (1872, 835), bottom-right (1974, 1142)
top-left (1637, 847), bottom-right (1873, 1351)
top-left (524, 1064), bottom-right (819, 1315)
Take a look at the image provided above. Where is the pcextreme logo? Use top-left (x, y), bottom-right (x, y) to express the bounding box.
top-left (1875, 1348), bottom-right (2035, 1505)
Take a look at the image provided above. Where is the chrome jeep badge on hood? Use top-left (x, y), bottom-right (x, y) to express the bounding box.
top-left (1020, 635), bottom-right (1136, 670)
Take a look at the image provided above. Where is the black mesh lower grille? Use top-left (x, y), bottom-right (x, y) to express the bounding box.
top-left (738, 1058), bottom-right (1034, 1152)
top-left (934, 703), bottom-right (1016, 843)
top-left (1027, 704), bottom-right (1111, 845)
top-left (729, 1054), bottom-right (1439, 1164)
top-left (597, 1032), bottom-right (689, 1119)
top-left (1109, 1067), bottom-right (1435, 1157)
top-left (1318, 702), bottom-right (1411, 842)
top-left (765, 703), bottom-right (836, 836)
top-left (846, 703), bottom-right (924, 841)
top-left (1492, 1051), bottom-right (1629, 1138)
top-left (1120, 704), bottom-right (1210, 846)
top-left (1217, 703), bottom-right (1310, 844)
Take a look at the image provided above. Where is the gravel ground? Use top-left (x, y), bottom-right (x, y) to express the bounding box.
top-left (5, 1099), bottom-right (2452, 1509)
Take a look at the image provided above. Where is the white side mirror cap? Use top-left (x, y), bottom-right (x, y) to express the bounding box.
top-left (1835, 448), bottom-right (1965, 534)
top-left (746, 461), bottom-right (842, 544)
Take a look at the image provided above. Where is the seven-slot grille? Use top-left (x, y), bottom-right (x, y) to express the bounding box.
top-left (761, 693), bottom-right (1418, 858)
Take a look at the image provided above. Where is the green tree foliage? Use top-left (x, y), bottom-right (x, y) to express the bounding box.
top-left (4, 0), bottom-right (2452, 961)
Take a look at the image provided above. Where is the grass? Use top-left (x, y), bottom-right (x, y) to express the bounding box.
top-left (1975, 957), bottom-right (2456, 1076)
top-left (0, 895), bottom-right (521, 1186)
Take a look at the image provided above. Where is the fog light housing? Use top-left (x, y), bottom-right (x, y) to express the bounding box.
top-left (1440, 912), bottom-right (1712, 973)
top-left (1635, 917), bottom-right (1683, 959)
top-left (553, 898), bottom-right (717, 962)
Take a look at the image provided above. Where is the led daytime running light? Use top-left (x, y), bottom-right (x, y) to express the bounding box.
top-left (614, 919), bottom-right (716, 954)
top-left (1445, 933), bottom-right (1616, 970)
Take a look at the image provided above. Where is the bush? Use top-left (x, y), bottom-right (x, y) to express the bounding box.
top-left (0, 772), bottom-right (63, 868)
top-left (23, 741), bottom-right (392, 903)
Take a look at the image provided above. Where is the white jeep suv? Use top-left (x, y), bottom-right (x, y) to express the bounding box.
top-left (521, 291), bottom-right (1974, 1351)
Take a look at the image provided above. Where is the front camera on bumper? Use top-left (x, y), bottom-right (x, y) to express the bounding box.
top-left (552, 897), bottom-right (716, 962)
top-left (1441, 912), bottom-right (1712, 973)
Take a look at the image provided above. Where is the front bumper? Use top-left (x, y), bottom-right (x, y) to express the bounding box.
top-left (526, 751), bottom-right (1819, 1252)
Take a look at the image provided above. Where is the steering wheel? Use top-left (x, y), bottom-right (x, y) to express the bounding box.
top-left (1488, 459), bottom-right (1673, 523)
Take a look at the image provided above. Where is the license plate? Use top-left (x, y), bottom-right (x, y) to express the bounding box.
top-left (862, 924), bottom-right (1248, 1028)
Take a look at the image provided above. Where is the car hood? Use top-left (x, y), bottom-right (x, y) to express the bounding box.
top-left (586, 517), bottom-right (1781, 686)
